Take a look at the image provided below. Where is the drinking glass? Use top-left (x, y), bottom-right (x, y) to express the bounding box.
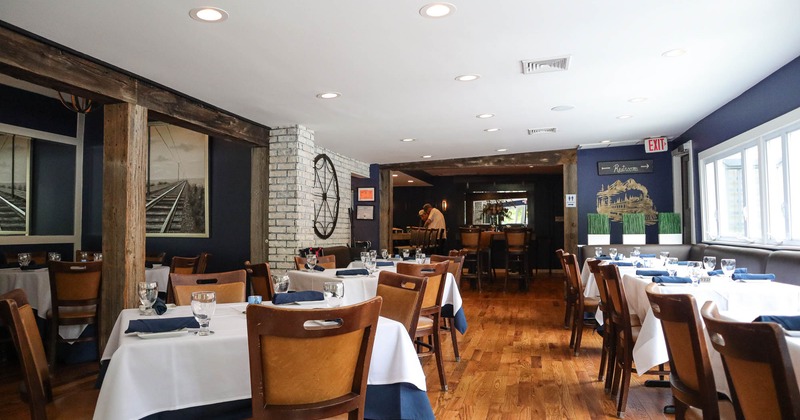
top-left (631, 247), bottom-right (641, 259)
top-left (323, 281), bottom-right (344, 307)
top-left (48, 252), bottom-right (61, 262)
top-left (137, 281), bottom-right (158, 315)
top-left (93, 252), bottom-right (103, 262)
top-left (594, 247), bottom-right (603, 258)
top-left (272, 275), bottom-right (290, 293)
top-left (666, 257), bottom-right (679, 277)
top-left (702, 256), bottom-right (717, 271)
top-left (659, 251), bottom-right (670, 266)
top-left (365, 258), bottom-right (377, 277)
top-left (17, 253), bottom-right (31, 267)
top-left (402, 249), bottom-right (410, 259)
top-left (721, 259), bottom-right (736, 279)
top-left (608, 248), bottom-right (618, 260)
top-left (191, 291), bottom-right (216, 336)
top-left (306, 254), bottom-right (317, 271)
top-left (360, 251), bottom-right (369, 263)
top-left (415, 252), bottom-right (426, 265)
top-left (369, 250), bottom-right (377, 261)
top-left (687, 261), bottom-right (703, 286)
top-left (381, 249), bottom-right (389, 259)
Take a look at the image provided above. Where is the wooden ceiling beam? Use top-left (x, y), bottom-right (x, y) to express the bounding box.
top-left (381, 149), bottom-right (576, 171)
top-left (0, 24), bottom-right (270, 146)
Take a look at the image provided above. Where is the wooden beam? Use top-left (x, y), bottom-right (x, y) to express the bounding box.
top-left (100, 102), bottom-right (147, 352)
top-left (379, 168), bottom-right (393, 252)
top-left (563, 156), bottom-right (578, 254)
top-left (0, 24), bottom-right (270, 146)
top-left (250, 147), bottom-right (269, 263)
top-left (381, 149), bottom-right (575, 171)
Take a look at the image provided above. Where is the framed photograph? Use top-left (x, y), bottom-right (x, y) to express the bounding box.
top-left (356, 205), bottom-right (374, 220)
top-left (0, 132), bottom-right (30, 235)
top-left (146, 122), bottom-right (209, 237)
top-left (357, 187), bottom-right (375, 202)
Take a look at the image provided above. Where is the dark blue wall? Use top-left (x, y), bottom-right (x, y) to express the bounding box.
top-left (351, 164), bottom-right (380, 249)
top-left (577, 145), bottom-right (674, 244)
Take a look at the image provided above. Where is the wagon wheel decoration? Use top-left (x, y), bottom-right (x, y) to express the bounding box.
top-left (312, 154), bottom-right (340, 239)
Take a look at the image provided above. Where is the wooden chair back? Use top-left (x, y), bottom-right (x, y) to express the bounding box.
top-left (478, 230), bottom-right (494, 252)
top-left (245, 297), bottom-right (382, 419)
top-left (430, 254), bottom-right (464, 284)
top-left (459, 227), bottom-right (480, 252)
top-left (701, 301), bottom-right (800, 419)
top-left (170, 269), bottom-right (247, 306)
top-left (196, 252), bottom-right (211, 274)
top-left (4, 251), bottom-right (48, 265)
top-left (599, 264), bottom-right (633, 343)
top-left (294, 255), bottom-right (336, 270)
top-left (47, 261), bottom-right (102, 338)
top-left (504, 227), bottom-right (528, 252)
top-left (170, 255), bottom-right (199, 274)
top-left (145, 251), bottom-right (166, 265)
top-left (645, 283), bottom-right (720, 417)
top-left (587, 259), bottom-right (609, 311)
top-left (244, 261), bottom-right (275, 299)
top-left (375, 271), bottom-right (427, 339)
top-left (396, 261), bottom-right (449, 312)
top-left (561, 253), bottom-right (585, 301)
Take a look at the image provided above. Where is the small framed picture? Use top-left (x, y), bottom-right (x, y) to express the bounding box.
top-left (356, 205), bottom-right (374, 220)
top-left (357, 187), bottom-right (375, 202)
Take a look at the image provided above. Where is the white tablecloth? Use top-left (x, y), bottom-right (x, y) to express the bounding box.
top-left (95, 303), bottom-right (427, 420)
top-left (146, 265), bottom-right (171, 292)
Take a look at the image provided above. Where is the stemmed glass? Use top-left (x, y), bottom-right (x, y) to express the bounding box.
top-left (381, 249), bottom-right (389, 259)
top-left (594, 247), bottom-right (603, 258)
top-left (721, 259), bottom-right (736, 280)
top-left (687, 261), bottom-right (703, 286)
top-left (702, 256), bottom-right (717, 271)
top-left (191, 291), bottom-right (216, 336)
top-left (415, 252), bottom-right (426, 265)
top-left (323, 281), bottom-right (344, 307)
top-left (631, 247), bottom-right (641, 259)
top-left (48, 252), bottom-right (61, 262)
top-left (272, 275), bottom-right (290, 293)
top-left (364, 257), bottom-right (377, 277)
top-left (17, 253), bottom-right (31, 268)
top-left (402, 249), bottom-right (410, 259)
top-left (608, 248), bottom-right (618, 261)
top-left (369, 250), bottom-right (377, 261)
top-left (137, 281), bottom-right (158, 315)
top-left (306, 254), bottom-right (317, 271)
top-left (659, 251), bottom-right (670, 266)
top-left (665, 257), bottom-right (679, 276)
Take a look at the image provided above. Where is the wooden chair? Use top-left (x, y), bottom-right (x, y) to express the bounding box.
top-left (430, 254), bottom-right (465, 361)
top-left (587, 259), bottom-right (614, 385)
top-left (397, 260), bottom-right (450, 391)
top-left (562, 253), bottom-right (599, 356)
top-left (294, 255), bottom-right (336, 270)
top-left (170, 269), bottom-right (247, 306)
top-left (196, 252), bottom-right (211, 274)
top-left (0, 289), bottom-right (99, 420)
top-left (458, 226), bottom-right (482, 292)
top-left (4, 251), bottom-right (48, 265)
top-left (645, 284), bottom-right (735, 419)
top-left (701, 301), bottom-right (800, 419)
top-left (47, 260), bottom-right (102, 367)
top-left (145, 251), bottom-right (166, 265)
top-left (245, 296), bottom-right (382, 419)
top-left (504, 227), bottom-right (531, 291)
top-left (555, 249), bottom-right (572, 329)
top-left (375, 270), bottom-right (427, 339)
top-left (74, 250), bottom-right (101, 262)
top-left (477, 230), bottom-right (495, 285)
top-left (244, 261), bottom-right (275, 300)
top-left (170, 255), bottom-right (199, 274)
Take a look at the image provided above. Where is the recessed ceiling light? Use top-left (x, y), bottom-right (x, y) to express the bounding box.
top-left (484, 128), bottom-right (500, 132)
top-left (392, 174), bottom-right (398, 177)
top-left (421, 155), bottom-right (432, 159)
top-left (407, 180), bottom-right (414, 183)
top-left (455, 74), bottom-right (480, 82)
top-left (419, 2), bottom-right (456, 18)
top-left (401, 138), bottom-right (416, 142)
top-left (601, 140), bottom-right (612, 143)
top-left (496, 148), bottom-right (508, 152)
top-left (617, 115), bottom-right (633, 120)
top-left (528, 165), bottom-right (535, 168)
top-left (316, 92), bottom-right (340, 99)
top-left (551, 105), bottom-right (575, 112)
top-left (189, 7), bottom-right (228, 22)
top-left (476, 113), bottom-right (494, 119)
top-left (662, 48), bottom-right (686, 57)
top-left (540, 158), bottom-right (549, 162)
top-left (628, 97), bottom-right (648, 103)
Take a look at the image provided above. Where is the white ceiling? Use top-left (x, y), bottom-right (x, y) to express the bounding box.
top-left (2, 1), bottom-right (800, 165)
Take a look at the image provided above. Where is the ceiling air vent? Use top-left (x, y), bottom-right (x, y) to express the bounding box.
top-left (528, 127), bottom-right (557, 135)
top-left (521, 55), bottom-right (571, 74)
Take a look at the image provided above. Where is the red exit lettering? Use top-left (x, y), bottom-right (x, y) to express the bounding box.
top-left (645, 137), bottom-right (667, 153)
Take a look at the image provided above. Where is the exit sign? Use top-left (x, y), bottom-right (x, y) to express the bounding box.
top-left (645, 137), bottom-right (668, 153)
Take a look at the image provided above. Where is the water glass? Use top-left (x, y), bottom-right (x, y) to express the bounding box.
top-left (381, 249), bottom-right (389, 259)
top-left (666, 257), bottom-right (679, 276)
top-left (137, 281), bottom-right (158, 315)
top-left (272, 275), bottom-right (290, 293)
top-left (247, 295), bottom-right (263, 305)
top-left (415, 252), bottom-right (426, 265)
top-left (191, 291), bottom-right (216, 336)
top-left (702, 256), bottom-right (717, 271)
top-left (323, 281), bottom-right (344, 307)
top-left (306, 254), bottom-right (317, 271)
top-left (402, 249), bottom-right (410, 259)
top-left (48, 252), bottom-right (61, 262)
top-left (364, 258), bottom-right (377, 277)
top-left (608, 248), bottom-right (618, 260)
top-left (659, 251), bottom-right (670, 265)
top-left (369, 250), bottom-right (377, 261)
top-left (360, 251), bottom-right (369, 263)
top-left (594, 247), bottom-right (603, 258)
top-left (79, 251), bottom-right (89, 262)
top-left (721, 259), bottom-right (736, 279)
top-left (687, 261), bottom-right (703, 286)
top-left (17, 253), bottom-right (31, 267)
top-left (93, 252), bottom-right (103, 262)
top-left (631, 247), bottom-right (641, 259)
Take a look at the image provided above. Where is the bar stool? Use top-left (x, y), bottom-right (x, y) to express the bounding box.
top-left (477, 230), bottom-right (495, 286)
top-left (504, 227), bottom-right (530, 291)
top-left (458, 227), bottom-right (481, 291)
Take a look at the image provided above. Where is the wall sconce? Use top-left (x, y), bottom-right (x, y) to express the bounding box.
top-left (441, 199), bottom-right (448, 212)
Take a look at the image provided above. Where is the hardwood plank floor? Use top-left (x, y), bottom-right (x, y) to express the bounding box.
top-left (0, 270), bottom-right (673, 419)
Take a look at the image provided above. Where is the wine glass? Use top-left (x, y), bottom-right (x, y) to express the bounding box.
top-left (137, 281), bottom-right (158, 315)
top-left (702, 256), bottom-right (717, 271)
top-left (48, 252), bottom-right (61, 262)
top-left (272, 275), bottom-right (290, 293)
top-left (306, 254), bottom-right (317, 271)
top-left (364, 258), bottom-right (377, 277)
top-left (369, 250), bottom-right (377, 261)
top-left (93, 252), bottom-right (103, 262)
top-left (381, 249), bottom-right (389, 259)
top-left (360, 251), bottom-right (369, 263)
top-left (666, 257), bottom-right (679, 277)
top-left (659, 251), bottom-right (670, 266)
top-left (608, 248), bottom-right (618, 260)
top-left (631, 247), bottom-right (641, 259)
top-left (402, 249), bottom-right (410, 259)
top-left (79, 251), bottom-right (89, 262)
top-left (594, 247), bottom-right (603, 258)
top-left (190, 291), bottom-right (216, 336)
top-left (687, 261), bottom-right (703, 286)
top-left (17, 253), bottom-right (31, 268)
top-left (323, 281), bottom-right (344, 307)
top-left (415, 252), bottom-right (426, 265)
top-left (721, 259), bottom-right (736, 280)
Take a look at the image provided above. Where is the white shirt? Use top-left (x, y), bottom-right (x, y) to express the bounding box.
top-left (425, 208), bottom-right (447, 239)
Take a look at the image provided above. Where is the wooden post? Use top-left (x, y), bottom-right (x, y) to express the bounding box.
top-left (379, 168), bottom-right (393, 252)
top-left (250, 146), bottom-right (269, 263)
top-left (100, 102), bottom-right (147, 351)
top-left (561, 151), bottom-right (578, 254)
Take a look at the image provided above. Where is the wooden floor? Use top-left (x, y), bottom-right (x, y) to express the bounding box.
top-left (0, 270), bottom-right (672, 419)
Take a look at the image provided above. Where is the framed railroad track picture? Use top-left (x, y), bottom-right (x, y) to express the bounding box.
top-left (145, 122), bottom-right (209, 237)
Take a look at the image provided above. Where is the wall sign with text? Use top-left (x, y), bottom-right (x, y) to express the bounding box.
top-left (597, 160), bottom-right (653, 176)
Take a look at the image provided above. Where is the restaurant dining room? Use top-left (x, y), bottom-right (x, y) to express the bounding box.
top-left (3, 2), bottom-right (800, 419)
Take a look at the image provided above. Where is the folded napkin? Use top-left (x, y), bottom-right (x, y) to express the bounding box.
top-left (639, 254), bottom-right (656, 258)
top-left (145, 262), bottom-right (154, 269)
top-left (707, 268), bottom-right (748, 276)
top-left (610, 261), bottom-right (633, 266)
top-left (636, 269), bottom-right (669, 276)
top-left (403, 257), bottom-right (416, 261)
top-left (732, 273), bottom-right (775, 281)
top-left (125, 316), bottom-right (199, 334)
top-left (376, 261), bottom-right (394, 267)
top-left (305, 264), bottom-right (325, 271)
top-left (595, 255), bottom-right (611, 260)
top-left (20, 264), bottom-right (46, 271)
top-left (676, 261), bottom-right (690, 266)
top-left (652, 276), bottom-right (692, 284)
top-left (152, 298), bottom-right (167, 315)
top-left (754, 315), bottom-right (800, 330)
top-left (336, 268), bottom-right (369, 277)
top-left (272, 290), bottom-right (325, 305)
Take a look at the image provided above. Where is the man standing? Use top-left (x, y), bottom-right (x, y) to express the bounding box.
top-left (423, 203), bottom-right (446, 240)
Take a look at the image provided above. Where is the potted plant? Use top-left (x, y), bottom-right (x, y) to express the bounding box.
top-left (658, 212), bottom-right (682, 244)
top-left (622, 213), bottom-right (646, 244)
top-left (587, 213), bottom-right (610, 245)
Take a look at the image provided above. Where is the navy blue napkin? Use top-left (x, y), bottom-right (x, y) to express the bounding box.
top-left (732, 273), bottom-right (775, 281)
top-left (145, 262), bottom-right (154, 268)
top-left (152, 298), bottom-right (167, 315)
top-left (272, 290), bottom-right (324, 305)
top-left (708, 268), bottom-right (748, 276)
top-left (20, 264), bottom-right (46, 270)
top-left (754, 315), bottom-right (800, 331)
top-left (610, 261), bottom-right (633, 266)
top-left (305, 264), bottom-right (325, 271)
top-left (639, 254), bottom-right (656, 258)
top-left (676, 261), bottom-right (690, 266)
top-left (636, 269), bottom-right (669, 276)
top-left (336, 268), bottom-right (369, 276)
top-left (595, 255), bottom-right (611, 260)
top-left (652, 276), bottom-right (692, 284)
top-left (125, 316), bottom-right (199, 333)
top-left (376, 261), bottom-right (394, 267)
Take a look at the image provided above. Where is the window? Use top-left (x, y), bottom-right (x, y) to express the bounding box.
top-left (699, 108), bottom-right (800, 246)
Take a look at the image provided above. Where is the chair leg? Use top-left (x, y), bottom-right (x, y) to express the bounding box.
top-left (616, 350), bottom-right (633, 418)
top-left (568, 305), bottom-right (579, 349)
top-left (503, 257), bottom-right (510, 292)
top-left (449, 319), bottom-right (460, 362)
top-left (573, 307), bottom-right (585, 356)
top-left (597, 323), bottom-right (608, 381)
top-left (563, 298), bottom-right (572, 329)
top-left (48, 321), bottom-right (57, 367)
top-left (604, 327), bottom-right (617, 393)
top-left (432, 317), bottom-right (447, 391)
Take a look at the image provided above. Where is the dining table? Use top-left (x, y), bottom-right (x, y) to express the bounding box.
top-left (94, 302), bottom-right (435, 420)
